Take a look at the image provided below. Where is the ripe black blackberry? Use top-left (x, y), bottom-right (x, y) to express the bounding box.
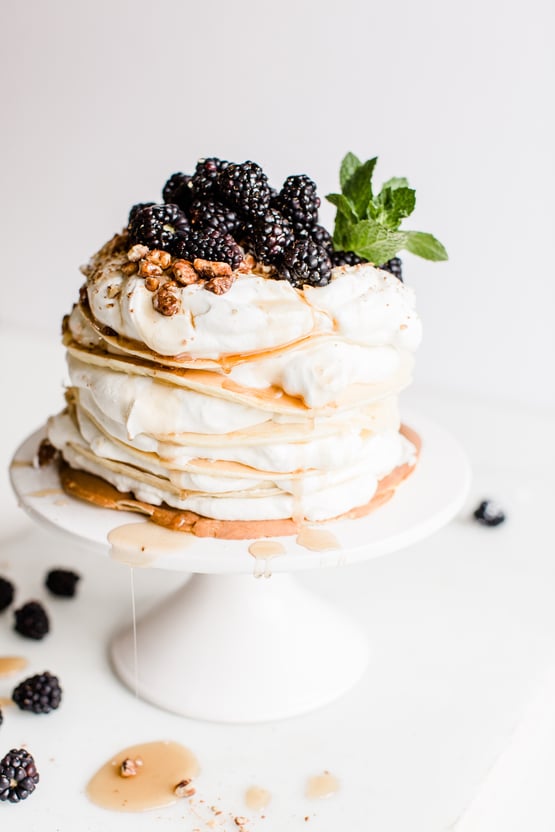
top-left (162, 172), bottom-right (193, 212)
top-left (45, 568), bottom-right (81, 598)
top-left (331, 250), bottom-right (368, 267)
top-left (0, 748), bottom-right (40, 803)
top-left (280, 240), bottom-right (332, 288)
top-left (13, 671), bottom-right (62, 714)
top-left (128, 204), bottom-right (189, 250)
top-left (218, 161), bottom-right (271, 219)
top-left (171, 228), bottom-right (243, 270)
top-left (128, 202), bottom-right (155, 226)
top-left (250, 209), bottom-right (295, 263)
top-left (190, 157), bottom-right (230, 199)
top-left (274, 174), bottom-right (320, 232)
top-left (189, 199), bottom-right (241, 237)
top-left (0, 576), bottom-right (14, 612)
top-left (379, 257), bottom-right (403, 282)
top-left (13, 601), bottom-right (49, 640)
top-left (298, 224), bottom-right (333, 254)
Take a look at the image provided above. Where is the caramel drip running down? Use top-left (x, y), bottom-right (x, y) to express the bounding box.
top-left (305, 771), bottom-right (340, 800)
top-left (248, 540), bottom-right (286, 578)
top-left (27, 488), bottom-right (63, 498)
top-left (296, 527), bottom-right (340, 552)
top-left (108, 522), bottom-right (192, 567)
top-left (245, 785), bottom-right (272, 810)
top-left (86, 741), bottom-right (199, 812)
top-left (0, 656), bottom-right (28, 677)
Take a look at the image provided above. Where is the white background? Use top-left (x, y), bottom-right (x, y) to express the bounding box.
top-left (1, 0), bottom-right (554, 406)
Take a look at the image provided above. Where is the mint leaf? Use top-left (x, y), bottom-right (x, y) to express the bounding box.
top-left (332, 212), bottom-right (350, 249)
top-left (342, 157), bottom-right (377, 219)
top-left (404, 231), bottom-right (448, 261)
top-left (345, 220), bottom-right (407, 263)
top-left (381, 176), bottom-right (409, 191)
top-left (325, 192), bottom-right (357, 224)
top-left (339, 152), bottom-right (361, 190)
top-left (372, 186), bottom-right (416, 229)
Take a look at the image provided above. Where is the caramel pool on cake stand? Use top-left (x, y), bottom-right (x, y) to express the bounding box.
top-left (10, 413), bottom-right (470, 723)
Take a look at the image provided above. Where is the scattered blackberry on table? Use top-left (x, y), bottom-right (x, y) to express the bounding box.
top-left (274, 174), bottom-right (320, 231)
top-left (189, 199), bottom-right (241, 236)
top-left (218, 161), bottom-right (271, 219)
top-left (162, 172), bottom-right (193, 212)
top-left (128, 202), bottom-right (155, 227)
top-left (190, 157), bottom-right (229, 199)
top-left (45, 569), bottom-right (81, 598)
top-left (128, 204), bottom-right (189, 250)
top-left (379, 256), bottom-right (403, 282)
top-left (280, 239), bottom-right (332, 288)
top-left (331, 250), bottom-right (368, 267)
top-left (171, 228), bottom-right (243, 270)
top-left (13, 601), bottom-right (49, 640)
top-left (12, 671), bottom-right (62, 714)
top-left (473, 500), bottom-right (506, 527)
top-left (0, 576), bottom-right (14, 612)
top-left (250, 209), bottom-right (295, 263)
top-left (0, 748), bottom-right (40, 803)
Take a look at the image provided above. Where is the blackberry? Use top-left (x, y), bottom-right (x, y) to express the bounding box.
top-left (0, 576), bottom-right (14, 612)
top-left (280, 240), bottom-right (332, 288)
top-left (190, 157), bottom-right (230, 199)
top-left (379, 257), bottom-right (403, 282)
top-left (331, 250), bottom-right (368, 267)
top-left (13, 671), bottom-right (62, 714)
top-left (218, 161), bottom-right (271, 219)
top-left (250, 209), bottom-right (295, 263)
top-left (0, 748), bottom-right (40, 803)
top-left (189, 199), bottom-right (241, 236)
top-left (298, 224), bottom-right (333, 254)
top-left (171, 228), bottom-right (243, 270)
top-left (274, 174), bottom-right (320, 231)
top-left (45, 569), bottom-right (81, 598)
top-left (473, 500), bottom-right (506, 528)
top-left (14, 601), bottom-right (49, 640)
top-left (162, 172), bottom-right (193, 212)
top-left (129, 204), bottom-right (189, 250)
top-left (128, 202), bottom-right (155, 227)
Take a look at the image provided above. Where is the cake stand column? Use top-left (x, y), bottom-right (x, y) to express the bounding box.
top-left (110, 571), bottom-right (370, 723)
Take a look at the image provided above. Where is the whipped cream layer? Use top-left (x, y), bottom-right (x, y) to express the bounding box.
top-left (49, 241), bottom-right (422, 525)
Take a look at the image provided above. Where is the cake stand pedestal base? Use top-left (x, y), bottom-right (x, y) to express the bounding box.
top-left (110, 572), bottom-right (369, 723)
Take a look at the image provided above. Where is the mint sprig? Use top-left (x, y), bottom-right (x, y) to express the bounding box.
top-left (326, 153), bottom-right (448, 264)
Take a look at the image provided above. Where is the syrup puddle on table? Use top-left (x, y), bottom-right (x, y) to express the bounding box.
top-left (108, 521), bottom-right (191, 567)
top-left (296, 527), bottom-right (340, 552)
top-left (248, 540), bottom-right (286, 578)
top-left (305, 771), bottom-right (340, 799)
top-left (245, 785), bottom-right (272, 810)
top-left (0, 656), bottom-right (28, 677)
top-left (86, 740), bottom-right (199, 812)
top-left (0, 696), bottom-right (13, 708)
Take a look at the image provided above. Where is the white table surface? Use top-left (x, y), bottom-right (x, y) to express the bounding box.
top-left (1, 322), bottom-right (554, 832)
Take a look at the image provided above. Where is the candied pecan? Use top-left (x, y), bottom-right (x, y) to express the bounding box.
top-left (193, 259), bottom-right (232, 279)
top-left (204, 273), bottom-right (236, 295)
top-left (237, 253), bottom-right (256, 273)
top-left (172, 259), bottom-right (198, 285)
top-left (154, 281), bottom-right (181, 316)
top-left (121, 261), bottom-right (138, 276)
top-left (127, 243), bottom-right (149, 262)
top-left (144, 276), bottom-right (160, 292)
top-left (37, 438), bottom-right (58, 467)
top-left (146, 249), bottom-right (172, 269)
top-left (139, 259), bottom-right (163, 278)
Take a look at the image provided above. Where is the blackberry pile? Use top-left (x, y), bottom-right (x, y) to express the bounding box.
top-left (127, 157), bottom-right (343, 287)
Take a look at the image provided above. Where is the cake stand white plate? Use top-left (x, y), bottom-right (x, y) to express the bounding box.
top-left (10, 415), bottom-right (470, 722)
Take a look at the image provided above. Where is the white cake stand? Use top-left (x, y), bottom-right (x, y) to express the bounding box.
top-left (10, 414), bottom-right (470, 723)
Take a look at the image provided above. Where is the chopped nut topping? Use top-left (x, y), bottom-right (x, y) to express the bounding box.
top-left (172, 259), bottom-right (199, 285)
top-left (127, 244), bottom-right (149, 262)
top-left (119, 757), bottom-right (142, 778)
top-left (154, 280), bottom-right (181, 316)
top-left (139, 259), bottom-right (163, 278)
top-left (237, 253), bottom-right (256, 273)
top-left (121, 261), bottom-right (138, 276)
top-left (193, 259), bottom-right (232, 279)
top-left (146, 249), bottom-right (172, 269)
top-left (144, 276), bottom-right (160, 292)
top-left (174, 778), bottom-right (192, 797)
top-left (234, 817), bottom-right (249, 828)
top-left (37, 438), bottom-right (57, 467)
top-left (204, 273), bottom-right (236, 295)
top-left (106, 284), bottom-right (122, 298)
